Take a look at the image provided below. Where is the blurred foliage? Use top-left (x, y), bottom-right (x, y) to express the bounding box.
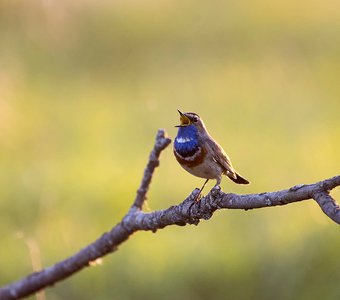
top-left (0, 0), bottom-right (339, 299)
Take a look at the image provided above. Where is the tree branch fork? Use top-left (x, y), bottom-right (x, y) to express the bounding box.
top-left (0, 129), bottom-right (339, 300)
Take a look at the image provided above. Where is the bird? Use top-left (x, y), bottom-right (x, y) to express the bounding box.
top-left (173, 110), bottom-right (249, 194)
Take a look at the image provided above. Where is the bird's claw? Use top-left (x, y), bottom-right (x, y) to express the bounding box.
top-left (211, 185), bottom-right (221, 198)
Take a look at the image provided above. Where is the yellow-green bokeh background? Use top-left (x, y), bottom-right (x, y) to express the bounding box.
top-left (0, 1), bottom-right (339, 299)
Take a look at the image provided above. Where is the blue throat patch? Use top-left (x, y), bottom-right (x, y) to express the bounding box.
top-left (174, 125), bottom-right (199, 157)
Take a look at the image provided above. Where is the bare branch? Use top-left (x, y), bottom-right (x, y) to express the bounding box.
top-left (0, 129), bottom-right (339, 300)
top-left (0, 130), bottom-right (171, 300)
top-left (132, 129), bottom-right (171, 209)
top-left (124, 175), bottom-right (340, 232)
top-left (313, 191), bottom-right (340, 224)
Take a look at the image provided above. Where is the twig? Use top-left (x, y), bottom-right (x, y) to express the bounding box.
top-left (132, 129), bottom-right (171, 209)
top-left (0, 129), bottom-right (339, 300)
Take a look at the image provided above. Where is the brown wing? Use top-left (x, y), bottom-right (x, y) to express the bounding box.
top-left (205, 137), bottom-right (250, 184)
top-left (205, 137), bottom-right (237, 179)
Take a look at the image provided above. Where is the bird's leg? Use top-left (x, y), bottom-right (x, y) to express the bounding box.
top-left (200, 178), bottom-right (209, 194)
top-left (210, 178), bottom-right (222, 197)
top-left (195, 179), bottom-right (209, 201)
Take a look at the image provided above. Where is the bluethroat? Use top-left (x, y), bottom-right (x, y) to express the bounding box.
top-left (174, 110), bottom-right (249, 194)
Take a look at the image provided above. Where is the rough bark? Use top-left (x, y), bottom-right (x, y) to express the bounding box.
top-left (0, 129), bottom-right (339, 300)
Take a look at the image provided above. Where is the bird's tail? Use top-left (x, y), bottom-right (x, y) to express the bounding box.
top-left (228, 172), bottom-right (250, 185)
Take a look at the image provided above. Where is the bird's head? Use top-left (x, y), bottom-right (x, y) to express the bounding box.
top-left (175, 110), bottom-right (207, 132)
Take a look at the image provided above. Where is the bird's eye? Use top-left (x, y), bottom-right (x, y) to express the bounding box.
top-left (193, 116), bottom-right (198, 123)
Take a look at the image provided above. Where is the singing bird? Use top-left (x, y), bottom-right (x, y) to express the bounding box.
top-left (173, 110), bottom-right (249, 193)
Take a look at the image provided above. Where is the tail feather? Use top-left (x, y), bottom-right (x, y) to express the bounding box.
top-left (228, 172), bottom-right (250, 185)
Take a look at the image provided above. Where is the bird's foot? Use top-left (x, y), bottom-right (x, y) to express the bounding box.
top-left (194, 190), bottom-right (203, 202)
top-left (193, 178), bottom-right (209, 201)
top-left (210, 185), bottom-right (221, 198)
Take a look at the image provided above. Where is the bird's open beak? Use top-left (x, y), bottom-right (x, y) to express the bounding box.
top-left (175, 109), bottom-right (190, 127)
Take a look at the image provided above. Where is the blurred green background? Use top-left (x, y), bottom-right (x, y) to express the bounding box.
top-left (0, 0), bottom-right (339, 299)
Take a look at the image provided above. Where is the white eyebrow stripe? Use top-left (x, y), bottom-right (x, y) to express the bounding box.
top-left (176, 137), bottom-right (194, 143)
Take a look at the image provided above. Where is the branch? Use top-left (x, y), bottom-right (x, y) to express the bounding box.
top-left (0, 129), bottom-right (339, 300)
top-left (132, 129), bottom-right (171, 209)
top-left (0, 129), bottom-right (171, 300)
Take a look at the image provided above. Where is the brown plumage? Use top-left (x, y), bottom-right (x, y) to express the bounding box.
top-left (174, 110), bottom-right (249, 190)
